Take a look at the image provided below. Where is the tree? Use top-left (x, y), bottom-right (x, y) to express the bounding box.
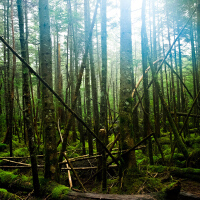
top-left (141, 0), bottom-right (153, 164)
top-left (17, 0), bottom-right (40, 194)
top-left (120, 0), bottom-right (136, 169)
top-left (100, 0), bottom-right (107, 136)
top-left (84, 0), bottom-right (93, 156)
top-left (39, 0), bottom-right (59, 181)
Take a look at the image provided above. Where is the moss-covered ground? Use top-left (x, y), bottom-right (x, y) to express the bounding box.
top-left (0, 130), bottom-right (200, 199)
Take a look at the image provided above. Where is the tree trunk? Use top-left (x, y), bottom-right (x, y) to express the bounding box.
top-left (39, 0), bottom-right (59, 182)
top-left (100, 0), bottom-right (108, 137)
top-left (120, 0), bottom-right (137, 169)
top-left (197, 0), bottom-right (200, 113)
top-left (152, 0), bottom-right (160, 139)
top-left (84, 0), bottom-right (93, 156)
top-left (141, 0), bottom-right (153, 165)
top-left (190, 21), bottom-right (198, 128)
top-left (17, 0), bottom-right (40, 195)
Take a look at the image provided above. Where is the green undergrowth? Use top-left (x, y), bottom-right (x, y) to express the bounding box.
top-left (91, 167), bottom-right (165, 195)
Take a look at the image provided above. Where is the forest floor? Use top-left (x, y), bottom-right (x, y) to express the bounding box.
top-left (1, 135), bottom-right (200, 199)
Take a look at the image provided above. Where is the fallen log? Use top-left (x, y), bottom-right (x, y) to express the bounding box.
top-left (171, 112), bottom-right (200, 118)
top-left (0, 165), bottom-right (44, 169)
top-left (146, 166), bottom-right (200, 181)
top-left (61, 165), bottom-right (117, 171)
top-left (2, 159), bottom-right (31, 166)
top-left (0, 188), bottom-right (22, 200)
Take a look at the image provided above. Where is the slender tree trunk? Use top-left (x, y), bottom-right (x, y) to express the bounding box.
top-left (190, 21), bottom-right (197, 128)
top-left (197, 0), bottom-right (200, 110)
top-left (9, 0), bottom-right (16, 157)
top-left (89, 11), bottom-right (101, 183)
top-left (39, 0), bottom-right (59, 182)
top-left (177, 22), bottom-right (187, 136)
top-left (141, 0), bottom-right (153, 165)
top-left (100, 0), bottom-right (108, 135)
top-left (57, 43), bottom-right (64, 122)
top-left (161, 20), bottom-right (167, 132)
top-left (84, 0), bottom-right (93, 156)
top-left (120, 0), bottom-right (137, 169)
top-left (17, 0), bottom-right (40, 195)
top-left (6, 0), bottom-right (12, 156)
top-left (152, 0), bottom-right (160, 138)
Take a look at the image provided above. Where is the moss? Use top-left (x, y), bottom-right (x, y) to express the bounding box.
top-left (52, 185), bottom-right (70, 198)
top-left (0, 188), bottom-right (7, 193)
top-left (0, 169), bottom-right (18, 184)
top-left (0, 170), bottom-right (32, 191)
top-left (20, 175), bottom-right (30, 182)
top-left (13, 147), bottom-right (29, 157)
top-left (0, 152), bottom-right (10, 158)
top-left (0, 188), bottom-right (21, 200)
top-left (148, 165), bottom-right (166, 173)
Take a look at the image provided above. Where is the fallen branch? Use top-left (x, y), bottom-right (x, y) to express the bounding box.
top-left (63, 153), bottom-right (87, 192)
top-left (58, 119), bottom-right (73, 189)
top-left (2, 159), bottom-right (31, 166)
top-left (0, 165), bottom-right (43, 168)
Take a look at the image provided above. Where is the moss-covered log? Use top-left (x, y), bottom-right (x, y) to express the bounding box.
top-left (0, 169), bottom-right (32, 191)
top-left (0, 188), bottom-right (21, 200)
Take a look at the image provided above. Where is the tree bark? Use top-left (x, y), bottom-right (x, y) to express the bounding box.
top-left (39, 0), bottom-right (59, 182)
top-left (17, 0), bottom-right (40, 195)
top-left (120, 0), bottom-right (137, 169)
top-left (84, 0), bottom-right (93, 156)
top-left (141, 0), bottom-right (153, 164)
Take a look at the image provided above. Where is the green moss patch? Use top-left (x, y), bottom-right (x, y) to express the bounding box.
top-left (13, 147), bottom-right (29, 157)
top-left (0, 169), bottom-right (18, 184)
top-left (0, 169), bottom-right (32, 191)
top-left (0, 188), bottom-right (21, 200)
top-left (52, 185), bottom-right (70, 198)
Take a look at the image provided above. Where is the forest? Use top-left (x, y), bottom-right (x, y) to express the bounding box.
top-left (0, 0), bottom-right (200, 199)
